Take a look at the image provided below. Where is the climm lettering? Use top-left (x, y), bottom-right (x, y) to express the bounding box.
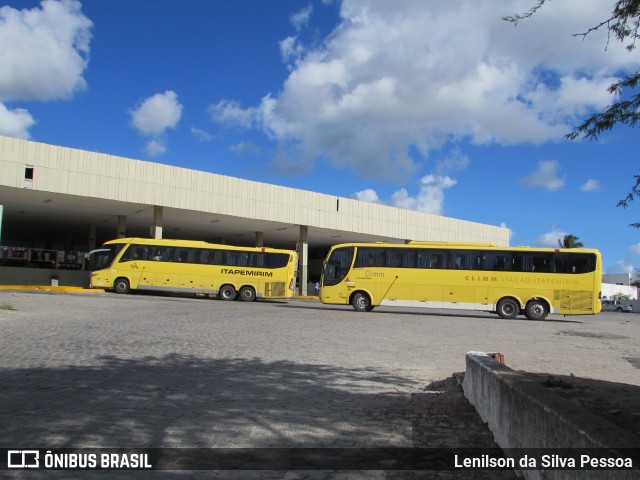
top-left (465, 275), bottom-right (497, 283)
top-left (221, 269), bottom-right (273, 277)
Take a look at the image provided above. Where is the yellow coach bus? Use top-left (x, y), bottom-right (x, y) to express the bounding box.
top-left (320, 241), bottom-right (602, 320)
top-left (89, 237), bottom-right (297, 301)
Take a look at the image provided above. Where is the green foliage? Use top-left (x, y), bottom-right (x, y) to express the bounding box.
top-left (0, 303), bottom-right (16, 311)
top-left (612, 292), bottom-right (633, 300)
top-left (558, 234), bottom-right (584, 249)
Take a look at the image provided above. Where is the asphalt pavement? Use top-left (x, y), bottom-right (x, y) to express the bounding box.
top-left (1, 290), bottom-right (638, 479)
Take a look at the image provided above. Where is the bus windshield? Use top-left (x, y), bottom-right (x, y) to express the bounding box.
top-left (88, 244), bottom-right (124, 271)
top-left (322, 246), bottom-right (354, 286)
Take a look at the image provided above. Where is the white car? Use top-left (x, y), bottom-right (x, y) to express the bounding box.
top-left (601, 300), bottom-right (633, 312)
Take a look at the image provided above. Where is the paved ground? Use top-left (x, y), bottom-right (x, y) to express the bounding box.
top-left (0, 290), bottom-right (639, 479)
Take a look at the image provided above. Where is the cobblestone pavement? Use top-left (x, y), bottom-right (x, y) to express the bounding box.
top-left (1, 291), bottom-right (639, 479)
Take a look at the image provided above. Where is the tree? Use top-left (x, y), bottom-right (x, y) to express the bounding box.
top-left (558, 234), bottom-right (584, 249)
top-left (504, 0), bottom-right (640, 225)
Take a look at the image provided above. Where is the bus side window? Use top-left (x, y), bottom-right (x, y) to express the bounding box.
top-left (429, 251), bottom-right (447, 269)
top-left (386, 250), bottom-right (403, 267)
top-left (485, 253), bottom-right (511, 271)
top-left (184, 249), bottom-right (199, 264)
top-left (569, 254), bottom-right (593, 273)
top-left (207, 250), bottom-right (224, 265)
top-left (355, 247), bottom-right (384, 267)
top-left (401, 250), bottom-right (416, 268)
top-left (120, 245), bottom-right (147, 262)
top-left (416, 251), bottom-right (429, 268)
top-left (250, 253), bottom-right (265, 268)
top-left (174, 249), bottom-right (188, 262)
top-left (236, 252), bottom-right (249, 267)
top-left (553, 253), bottom-right (570, 273)
top-left (266, 253), bottom-right (288, 268)
top-left (151, 247), bottom-right (171, 261)
top-left (531, 254), bottom-right (552, 272)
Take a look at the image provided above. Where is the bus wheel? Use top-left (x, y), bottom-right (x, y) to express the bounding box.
top-left (219, 285), bottom-right (237, 301)
top-left (525, 300), bottom-right (548, 321)
top-left (239, 286), bottom-right (256, 302)
top-left (497, 298), bottom-right (519, 319)
top-left (352, 292), bottom-right (373, 312)
top-left (113, 278), bottom-right (130, 294)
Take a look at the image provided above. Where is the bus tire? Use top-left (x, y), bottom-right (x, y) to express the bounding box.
top-left (113, 277), bottom-right (130, 294)
top-left (219, 284), bottom-right (237, 301)
top-left (239, 286), bottom-right (256, 302)
top-left (497, 298), bottom-right (519, 319)
top-left (352, 292), bottom-right (373, 312)
top-left (525, 299), bottom-right (549, 321)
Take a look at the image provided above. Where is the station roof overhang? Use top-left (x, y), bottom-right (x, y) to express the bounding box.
top-left (0, 186), bottom-right (399, 250)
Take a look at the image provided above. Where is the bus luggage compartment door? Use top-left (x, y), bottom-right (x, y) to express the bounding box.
top-left (265, 282), bottom-right (285, 298)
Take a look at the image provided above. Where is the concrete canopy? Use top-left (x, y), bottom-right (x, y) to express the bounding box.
top-left (0, 135), bottom-right (509, 252)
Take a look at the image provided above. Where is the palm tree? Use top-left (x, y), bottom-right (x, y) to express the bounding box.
top-left (558, 234), bottom-right (584, 249)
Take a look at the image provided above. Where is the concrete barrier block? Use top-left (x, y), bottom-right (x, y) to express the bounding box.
top-left (462, 352), bottom-right (640, 480)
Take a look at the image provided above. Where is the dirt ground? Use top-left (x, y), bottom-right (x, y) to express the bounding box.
top-left (521, 371), bottom-right (640, 442)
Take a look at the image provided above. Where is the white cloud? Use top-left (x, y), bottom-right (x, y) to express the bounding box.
top-left (536, 228), bottom-right (568, 248)
top-left (0, 103), bottom-right (35, 138)
top-left (0, 0), bottom-right (92, 138)
top-left (606, 243), bottom-right (640, 274)
top-left (208, 99), bottom-right (257, 129)
top-left (353, 175), bottom-right (457, 215)
top-left (214, 0), bottom-right (640, 180)
top-left (130, 90), bottom-right (182, 137)
top-left (580, 179), bottom-right (602, 192)
top-left (144, 139), bottom-right (166, 157)
top-left (0, 0), bottom-right (92, 102)
top-left (190, 127), bottom-right (213, 142)
top-left (610, 260), bottom-right (635, 274)
top-left (280, 36), bottom-right (305, 65)
top-left (230, 141), bottom-right (260, 155)
top-left (353, 188), bottom-right (380, 203)
top-left (521, 160), bottom-right (565, 191)
top-left (290, 4), bottom-right (313, 31)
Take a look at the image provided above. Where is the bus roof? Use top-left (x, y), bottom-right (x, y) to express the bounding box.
top-left (102, 237), bottom-right (294, 253)
top-left (328, 241), bottom-right (601, 254)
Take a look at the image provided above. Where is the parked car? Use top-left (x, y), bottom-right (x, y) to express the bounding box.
top-left (601, 300), bottom-right (633, 312)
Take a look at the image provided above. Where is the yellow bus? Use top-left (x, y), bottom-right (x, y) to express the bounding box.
top-left (89, 237), bottom-right (297, 301)
top-left (320, 241), bottom-right (602, 320)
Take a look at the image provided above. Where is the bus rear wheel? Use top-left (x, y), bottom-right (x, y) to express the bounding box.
top-left (525, 299), bottom-right (549, 321)
top-left (352, 292), bottom-right (373, 312)
top-left (219, 285), bottom-right (237, 301)
top-left (497, 298), bottom-right (519, 319)
top-left (239, 286), bottom-right (256, 302)
top-left (113, 277), bottom-right (130, 294)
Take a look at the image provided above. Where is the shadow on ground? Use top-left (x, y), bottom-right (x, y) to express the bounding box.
top-left (0, 356), bottom-right (521, 479)
top-left (0, 354), bottom-right (498, 449)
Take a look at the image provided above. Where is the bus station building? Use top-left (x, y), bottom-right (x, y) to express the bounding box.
top-left (0, 135), bottom-right (509, 294)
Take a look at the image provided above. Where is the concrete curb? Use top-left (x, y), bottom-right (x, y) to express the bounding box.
top-left (0, 285), bottom-right (104, 293)
top-left (462, 351), bottom-right (640, 480)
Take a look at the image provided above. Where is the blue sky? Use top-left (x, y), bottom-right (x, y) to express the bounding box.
top-left (1, 0), bottom-right (639, 274)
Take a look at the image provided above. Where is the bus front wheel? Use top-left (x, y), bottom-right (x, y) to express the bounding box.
top-left (497, 298), bottom-right (519, 319)
top-left (219, 285), bottom-right (237, 301)
top-left (525, 299), bottom-right (549, 321)
top-left (113, 278), bottom-right (130, 294)
top-left (352, 292), bottom-right (373, 312)
top-left (239, 286), bottom-right (256, 302)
